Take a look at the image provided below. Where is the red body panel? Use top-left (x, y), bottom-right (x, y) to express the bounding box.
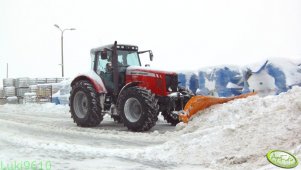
top-left (126, 67), bottom-right (177, 96)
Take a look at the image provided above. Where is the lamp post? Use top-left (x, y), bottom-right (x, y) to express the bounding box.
top-left (6, 63), bottom-right (8, 78)
top-left (54, 24), bottom-right (76, 77)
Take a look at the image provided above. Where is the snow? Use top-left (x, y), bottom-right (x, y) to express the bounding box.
top-left (74, 71), bottom-right (107, 93)
top-left (0, 87), bottom-right (300, 169)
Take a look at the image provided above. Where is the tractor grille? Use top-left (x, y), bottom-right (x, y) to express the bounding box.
top-left (165, 75), bottom-right (178, 92)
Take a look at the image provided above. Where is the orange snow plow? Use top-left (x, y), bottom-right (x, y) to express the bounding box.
top-left (178, 92), bottom-right (256, 123)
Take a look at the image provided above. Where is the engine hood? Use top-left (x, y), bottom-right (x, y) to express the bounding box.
top-left (126, 66), bottom-right (177, 76)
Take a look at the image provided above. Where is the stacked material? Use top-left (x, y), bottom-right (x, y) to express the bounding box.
top-left (4, 87), bottom-right (16, 97)
top-left (24, 92), bottom-right (37, 103)
top-left (6, 96), bottom-right (18, 104)
top-left (16, 88), bottom-right (30, 97)
top-left (29, 85), bottom-right (38, 93)
top-left (15, 77), bottom-right (30, 88)
top-left (15, 78), bottom-right (31, 97)
top-left (3, 78), bottom-right (15, 87)
top-left (36, 84), bottom-right (52, 98)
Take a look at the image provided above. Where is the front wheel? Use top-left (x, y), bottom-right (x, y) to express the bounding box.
top-left (69, 80), bottom-right (103, 127)
top-left (117, 87), bottom-right (159, 132)
top-left (162, 111), bottom-right (180, 126)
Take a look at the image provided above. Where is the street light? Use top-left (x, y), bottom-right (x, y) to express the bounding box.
top-left (54, 24), bottom-right (76, 77)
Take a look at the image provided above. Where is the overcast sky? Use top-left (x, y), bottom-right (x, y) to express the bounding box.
top-left (0, 0), bottom-right (300, 79)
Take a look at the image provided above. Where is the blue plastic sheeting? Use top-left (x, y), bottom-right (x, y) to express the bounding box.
top-left (215, 67), bottom-right (242, 97)
top-left (177, 59), bottom-right (300, 97)
top-left (265, 64), bottom-right (287, 94)
top-left (178, 73), bottom-right (186, 88)
top-left (189, 74), bottom-right (199, 94)
top-left (178, 67), bottom-right (244, 97)
top-left (197, 71), bottom-right (210, 96)
top-left (51, 97), bottom-right (60, 105)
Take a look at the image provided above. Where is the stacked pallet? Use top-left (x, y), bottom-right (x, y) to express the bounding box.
top-left (4, 87), bottom-right (16, 97)
top-left (3, 78), bottom-right (15, 87)
top-left (24, 92), bottom-right (37, 103)
top-left (3, 78), bottom-right (16, 97)
top-left (36, 84), bottom-right (52, 98)
top-left (15, 78), bottom-right (30, 97)
top-left (29, 85), bottom-right (38, 93)
top-left (1, 77), bottom-right (65, 104)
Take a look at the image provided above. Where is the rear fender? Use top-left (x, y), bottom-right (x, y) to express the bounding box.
top-left (71, 71), bottom-right (107, 93)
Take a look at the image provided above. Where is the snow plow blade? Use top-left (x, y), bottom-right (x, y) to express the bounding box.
top-left (178, 92), bottom-right (256, 123)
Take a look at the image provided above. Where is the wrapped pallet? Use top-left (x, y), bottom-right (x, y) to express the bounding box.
top-left (37, 84), bottom-right (52, 98)
top-left (24, 92), bottom-right (37, 103)
top-left (15, 77), bottom-right (30, 88)
top-left (3, 78), bottom-right (15, 87)
top-left (16, 88), bottom-right (30, 97)
top-left (7, 96), bottom-right (18, 104)
top-left (29, 85), bottom-right (38, 93)
top-left (4, 87), bottom-right (16, 97)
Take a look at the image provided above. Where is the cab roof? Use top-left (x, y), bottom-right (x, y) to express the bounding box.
top-left (90, 44), bottom-right (139, 55)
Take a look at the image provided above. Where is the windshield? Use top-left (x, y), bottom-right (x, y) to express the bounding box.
top-left (117, 50), bottom-right (141, 67)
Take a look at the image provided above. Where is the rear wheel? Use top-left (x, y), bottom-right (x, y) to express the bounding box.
top-left (69, 80), bottom-right (103, 127)
top-left (117, 87), bottom-right (159, 132)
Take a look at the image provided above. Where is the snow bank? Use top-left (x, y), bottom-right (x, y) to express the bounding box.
top-left (0, 87), bottom-right (300, 169)
top-left (0, 103), bottom-right (69, 114)
top-left (139, 86), bottom-right (301, 169)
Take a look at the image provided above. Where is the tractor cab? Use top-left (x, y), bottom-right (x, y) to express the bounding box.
top-left (91, 42), bottom-right (153, 96)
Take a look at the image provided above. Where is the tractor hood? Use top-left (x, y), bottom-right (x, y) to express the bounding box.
top-left (126, 66), bottom-right (177, 77)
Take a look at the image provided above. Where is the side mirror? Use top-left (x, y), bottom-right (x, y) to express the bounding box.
top-left (100, 50), bottom-right (108, 59)
top-left (149, 50), bottom-right (153, 61)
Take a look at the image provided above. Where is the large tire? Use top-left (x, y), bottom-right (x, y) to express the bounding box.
top-left (117, 87), bottom-right (159, 132)
top-left (162, 94), bottom-right (190, 126)
top-left (69, 80), bottom-right (103, 127)
top-left (162, 111), bottom-right (180, 126)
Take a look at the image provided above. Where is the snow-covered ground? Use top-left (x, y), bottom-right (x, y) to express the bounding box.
top-left (0, 87), bottom-right (300, 170)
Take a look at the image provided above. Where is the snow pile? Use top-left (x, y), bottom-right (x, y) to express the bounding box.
top-left (0, 103), bottom-right (69, 114)
top-left (139, 86), bottom-right (301, 169)
top-left (0, 87), bottom-right (300, 169)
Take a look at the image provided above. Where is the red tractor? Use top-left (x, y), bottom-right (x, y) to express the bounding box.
top-left (69, 41), bottom-right (191, 131)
